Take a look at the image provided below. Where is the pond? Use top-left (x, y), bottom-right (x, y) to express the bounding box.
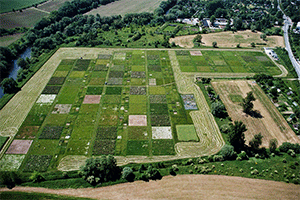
top-left (0, 48), bottom-right (31, 99)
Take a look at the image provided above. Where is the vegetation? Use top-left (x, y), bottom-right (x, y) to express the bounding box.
top-left (227, 121), bottom-right (247, 153)
top-left (242, 91), bottom-right (256, 114)
top-left (0, 191), bottom-right (93, 200)
top-left (79, 156), bottom-right (121, 186)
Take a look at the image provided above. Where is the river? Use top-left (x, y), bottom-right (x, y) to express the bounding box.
top-left (0, 48), bottom-right (32, 98)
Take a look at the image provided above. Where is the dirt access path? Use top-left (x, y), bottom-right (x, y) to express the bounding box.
top-left (1, 175), bottom-right (299, 199)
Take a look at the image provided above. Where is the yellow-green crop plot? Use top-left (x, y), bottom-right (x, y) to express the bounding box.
top-left (176, 125), bottom-right (199, 141)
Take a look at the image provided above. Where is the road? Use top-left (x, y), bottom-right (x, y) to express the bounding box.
top-left (278, 1), bottom-right (300, 80)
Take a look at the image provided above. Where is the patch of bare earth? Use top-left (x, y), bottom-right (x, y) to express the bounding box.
top-left (170, 30), bottom-right (284, 48)
top-left (212, 80), bottom-right (299, 147)
top-left (5, 140), bottom-right (32, 154)
top-left (1, 175), bottom-right (299, 200)
top-left (83, 95), bottom-right (101, 104)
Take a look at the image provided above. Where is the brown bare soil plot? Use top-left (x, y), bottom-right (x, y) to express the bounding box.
top-left (86, 0), bottom-right (164, 16)
top-left (6, 140), bottom-right (33, 154)
top-left (128, 115), bottom-right (147, 126)
top-left (82, 95), bottom-right (101, 104)
top-left (1, 175), bottom-right (299, 200)
top-left (170, 30), bottom-right (284, 48)
top-left (212, 80), bottom-right (300, 147)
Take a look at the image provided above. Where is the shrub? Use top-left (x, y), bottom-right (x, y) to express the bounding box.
top-left (269, 138), bottom-right (278, 153)
top-left (251, 169), bottom-right (259, 175)
top-left (279, 142), bottom-right (300, 153)
top-left (172, 164), bottom-right (179, 171)
top-left (122, 167), bottom-right (135, 182)
top-left (287, 149), bottom-right (296, 157)
top-left (145, 165), bottom-right (162, 180)
top-left (213, 155), bottom-right (224, 162)
top-left (29, 171), bottom-right (45, 183)
top-left (219, 144), bottom-right (237, 160)
top-left (237, 151), bottom-right (248, 161)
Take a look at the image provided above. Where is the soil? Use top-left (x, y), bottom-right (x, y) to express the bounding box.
top-left (170, 30), bottom-right (284, 48)
top-left (5, 140), bottom-right (32, 154)
top-left (128, 115), bottom-right (147, 126)
top-left (83, 95), bottom-right (101, 104)
top-left (1, 175), bottom-right (299, 199)
top-left (212, 80), bottom-right (300, 147)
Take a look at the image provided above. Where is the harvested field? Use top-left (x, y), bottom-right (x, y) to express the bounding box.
top-left (0, 8), bottom-right (48, 28)
top-left (2, 175), bottom-right (299, 199)
top-left (128, 115), bottom-right (147, 126)
top-left (170, 30), bottom-right (284, 48)
top-left (0, 33), bottom-right (24, 47)
top-left (212, 80), bottom-right (300, 146)
top-left (82, 95), bottom-right (101, 104)
top-left (6, 139), bottom-right (33, 154)
top-left (86, 0), bottom-right (163, 16)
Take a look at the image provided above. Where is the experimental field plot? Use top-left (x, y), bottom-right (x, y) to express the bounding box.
top-left (2, 50), bottom-right (206, 172)
top-left (176, 50), bottom-right (281, 75)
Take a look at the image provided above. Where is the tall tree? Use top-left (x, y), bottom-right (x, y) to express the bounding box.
top-left (249, 133), bottom-right (263, 152)
top-left (242, 91), bottom-right (256, 114)
top-left (0, 78), bottom-right (19, 94)
top-left (80, 155), bottom-right (121, 185)
top-left (228, 121), bottom-right (247, 152)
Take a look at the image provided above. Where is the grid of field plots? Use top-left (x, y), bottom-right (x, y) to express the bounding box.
top-left (2, 50), bottom-right (200, 172)
top-left (176, 50), bottom-right (281, 75)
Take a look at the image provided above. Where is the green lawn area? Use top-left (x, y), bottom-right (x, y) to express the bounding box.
top-left (176, 125), bottom-right (199, 141)
top-left (0, 136), bottom-right (8, 150)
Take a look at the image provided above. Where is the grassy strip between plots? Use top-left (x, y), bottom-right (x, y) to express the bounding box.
top-left (0, 136), bottom-right (9, 151)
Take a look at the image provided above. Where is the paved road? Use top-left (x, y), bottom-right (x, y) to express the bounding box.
top-left (278, 2), bottom-right (300, 80)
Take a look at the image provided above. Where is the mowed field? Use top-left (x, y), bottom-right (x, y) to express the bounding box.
top-left (170, 30), bottom-right (284, 48)
top-left (0, 175), bottom-right (299, 199)
top-left (0, 0), bottom-right (69, 29)
top-left (212, 80), bottom-right (300, 147)
top-left (86, 0), bottom-right (164, 16)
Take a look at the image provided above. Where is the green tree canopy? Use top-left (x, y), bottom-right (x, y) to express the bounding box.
top-left (228, 121), bottom-right (247, 152)
top-left (242, 91), bottom-right (256, 114)
top-left (80, 155), bottom-right (121, 185)
top-left (1, 78), bottom-right (19, 94)
top-left (211, 101), bottom-right (227, 118)
top-left (249, 133), bottom-right (263, 152)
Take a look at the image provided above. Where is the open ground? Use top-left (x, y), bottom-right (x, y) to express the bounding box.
top-left (212, 80), bottom-right (300, 147)
top-left (86, 0), bottom-right (164, 16)
top-left (0, 175), bottom-right (299, 199)
top-left (170, 30), bottom-right (284, 48)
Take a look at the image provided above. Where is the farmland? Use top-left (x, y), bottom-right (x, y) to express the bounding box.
top-left (1, 48), bottom-right (223, 172)
top-left (86, 0), bottom-right (164, 16)
top-left (175, 50), bottom-right (282, 76)
top-left (0, 0), bottom-right (47, 13)
top-left (212, 80), bottom-right (300, 147)
top-left (0, 48), bottom-right (293, 172)
top-left (170, 30), bottom-right (284, 48)
top-left (0, 0), bottom-right (69, 29)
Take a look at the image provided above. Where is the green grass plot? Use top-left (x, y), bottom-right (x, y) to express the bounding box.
top-left (176, 125), bottom-right (199, 141)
